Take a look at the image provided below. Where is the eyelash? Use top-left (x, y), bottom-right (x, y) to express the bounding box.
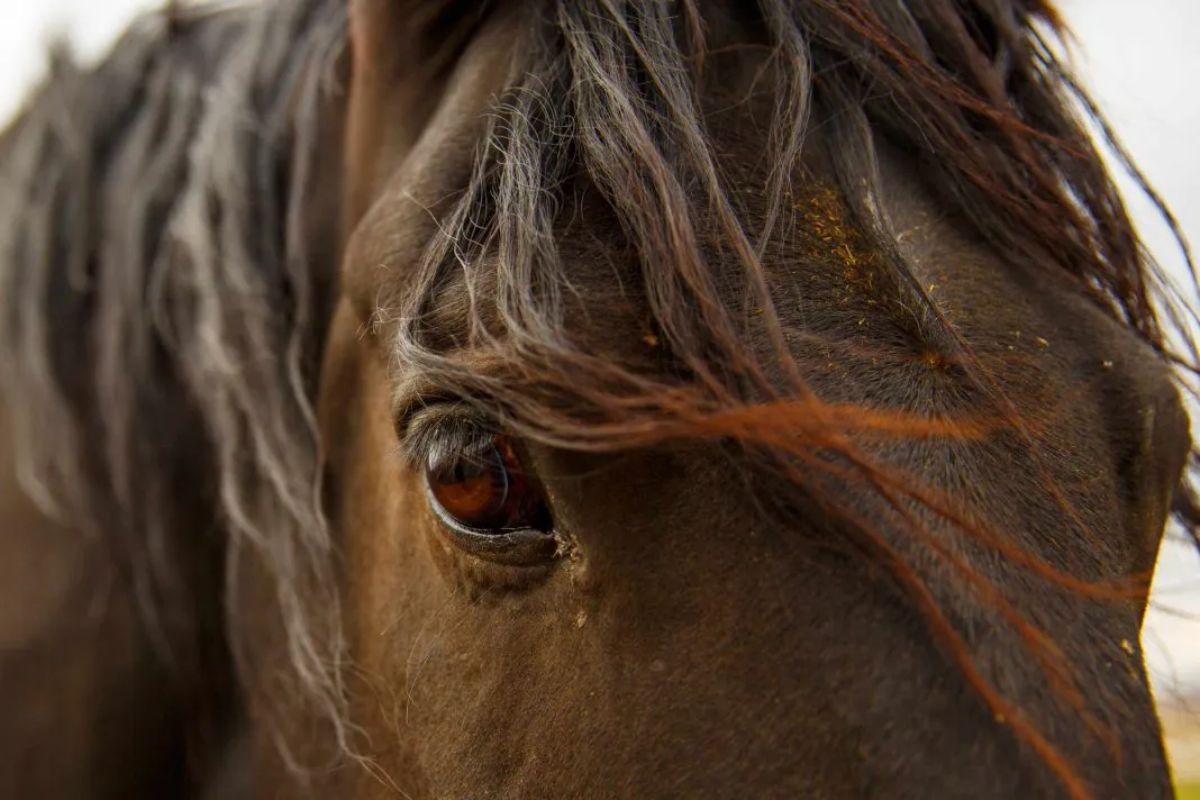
top-left (401, 404), bottom-right (497, 470)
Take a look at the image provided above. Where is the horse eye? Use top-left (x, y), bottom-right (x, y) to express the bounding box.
top-left (425, 436), bottom-right (551, 533)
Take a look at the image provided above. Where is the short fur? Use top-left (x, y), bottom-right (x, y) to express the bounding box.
top-left (0, 0), bottom-right (1194, 797)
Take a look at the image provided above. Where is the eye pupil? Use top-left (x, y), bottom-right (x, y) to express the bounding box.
top-left (426, 436), bottom-right (549, 533)
top-left (448, 456), bottom-right (499, 491)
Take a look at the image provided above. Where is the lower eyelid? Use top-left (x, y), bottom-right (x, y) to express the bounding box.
top-left (425, 483), bottom-right (558, 566)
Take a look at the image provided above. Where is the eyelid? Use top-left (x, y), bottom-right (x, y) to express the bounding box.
top-left (400, 401), bottom-right (496, 468)
top-left (392, 384), bottom-right (459, 439)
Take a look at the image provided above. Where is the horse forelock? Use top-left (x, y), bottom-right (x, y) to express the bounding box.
top-left (0, 0), bottom-right (1194, 792)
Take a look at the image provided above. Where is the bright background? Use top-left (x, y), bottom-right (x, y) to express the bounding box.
top-left (1054, 0), bottom-right (1200, 707)
top-left (1, 0), bottom-right (1197, 767)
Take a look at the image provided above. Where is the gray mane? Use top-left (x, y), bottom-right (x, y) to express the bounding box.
top-left (0, 0), bottom-right (349, 760)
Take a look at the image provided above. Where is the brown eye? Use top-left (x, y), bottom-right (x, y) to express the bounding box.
top-left (426, 436), bottom-right (551, 533)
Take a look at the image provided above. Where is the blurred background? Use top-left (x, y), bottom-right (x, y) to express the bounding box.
top-left (1, 0), bottom-right (1197, 788)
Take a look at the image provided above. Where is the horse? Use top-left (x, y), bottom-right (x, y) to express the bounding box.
top-left (0, 0), bottom-right (1195, 797)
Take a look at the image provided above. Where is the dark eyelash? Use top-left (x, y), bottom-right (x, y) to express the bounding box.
top-left (402, 405), bottom-right (497, 469)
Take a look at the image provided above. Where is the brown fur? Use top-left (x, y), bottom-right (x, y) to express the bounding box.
top-left (0, 0), bottom-right (1194, 797)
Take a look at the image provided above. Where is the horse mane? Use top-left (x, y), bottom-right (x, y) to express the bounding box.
top-left (0, 0), bottom-right (1194, 793)
top-left (0, 0), bottom-right (349, 762)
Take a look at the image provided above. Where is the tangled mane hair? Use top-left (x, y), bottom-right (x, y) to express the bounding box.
top-left (0, 0), bottom-right (1195, 794)
top-left (0, 0), bottom-right (349, 764)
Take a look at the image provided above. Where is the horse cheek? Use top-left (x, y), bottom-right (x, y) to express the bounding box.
top-left (317, 300), bottom-right (445, 794)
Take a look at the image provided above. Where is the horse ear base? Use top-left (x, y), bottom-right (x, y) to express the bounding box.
top-left (939, 1), bottom-right (1022, 102)
top-left (960, 2), bottom-right (1005, 63)
top-left (965, 2), bottom-right (1020, 88)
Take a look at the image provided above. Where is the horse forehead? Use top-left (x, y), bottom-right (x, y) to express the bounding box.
top-left (341, 4), bottom-right (523, 321)
top-left (337, 5), bottom-right (1179, 447)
